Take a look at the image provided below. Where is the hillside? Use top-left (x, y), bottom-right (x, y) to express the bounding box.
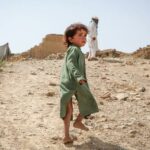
top-left (0, 56), bottom-right (150, 150)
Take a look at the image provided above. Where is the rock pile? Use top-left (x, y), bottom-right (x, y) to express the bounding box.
top-left (132, 45), bottom-right (150, 59)
top-left (86, 49), bottom-right (129, 58)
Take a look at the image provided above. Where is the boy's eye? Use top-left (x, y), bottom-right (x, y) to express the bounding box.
top-left (78, 33), bottom-right (86, 37)
top-left (84, 34), bottom-right (87, 37)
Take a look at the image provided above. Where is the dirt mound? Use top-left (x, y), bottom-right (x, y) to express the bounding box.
top-left (85, 49), bottom-right (128, 58)
top-left (7, 52), bottom-right (31, 62)
top-left (132, 45), bottom-right (150, 59)
top-left (8, 51), bottom-right (65, 62)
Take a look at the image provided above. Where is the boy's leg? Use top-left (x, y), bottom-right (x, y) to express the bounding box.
top-left (63, 99), bottom-right (73, 144)
top-left (73, 113), bottom-right (89, 131)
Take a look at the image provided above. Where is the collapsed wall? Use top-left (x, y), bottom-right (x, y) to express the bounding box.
top-left (28, 34), bottom-right (66, 59)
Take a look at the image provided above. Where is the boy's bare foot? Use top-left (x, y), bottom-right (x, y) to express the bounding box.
top-left (63, 137), bottom-right (74, 144)
top-left (73, 122), bottom-right (89, 131)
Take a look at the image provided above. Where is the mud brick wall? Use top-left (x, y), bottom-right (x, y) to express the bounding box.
top-left (28, 34), bottom-right (66, 59)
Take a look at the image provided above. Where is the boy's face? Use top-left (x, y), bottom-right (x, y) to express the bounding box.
top-left (69, 29), bottom-right (87, 47)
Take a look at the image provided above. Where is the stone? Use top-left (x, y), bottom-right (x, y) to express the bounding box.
top-left (115, 93), bottom-right (129, 100)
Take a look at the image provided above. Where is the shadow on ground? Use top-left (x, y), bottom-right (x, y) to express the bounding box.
top-left (65, 136), bottom-right (127, 150)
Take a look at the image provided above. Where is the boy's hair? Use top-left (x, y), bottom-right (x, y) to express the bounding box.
top-left (64, 23), bottom-right (88, 47)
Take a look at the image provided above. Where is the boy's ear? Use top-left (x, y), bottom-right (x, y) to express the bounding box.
top-left (68, 37), bottom-right (73, 43)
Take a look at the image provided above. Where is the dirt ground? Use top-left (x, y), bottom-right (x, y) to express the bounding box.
top-left (0, 57), bottom-right (150, 150)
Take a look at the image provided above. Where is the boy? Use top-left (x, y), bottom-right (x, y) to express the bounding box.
top-left (60, 23), bottom-right (99, 144)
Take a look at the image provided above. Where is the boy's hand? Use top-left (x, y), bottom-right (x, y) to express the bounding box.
top-left (79, 80), bottom-right (87, 85)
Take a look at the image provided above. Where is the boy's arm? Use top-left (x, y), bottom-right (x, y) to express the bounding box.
top-left (66, 48), bottom-right (86, 82)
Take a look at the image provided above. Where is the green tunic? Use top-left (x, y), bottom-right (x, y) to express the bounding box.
top-left (60, 45), bottom-right (99, 119)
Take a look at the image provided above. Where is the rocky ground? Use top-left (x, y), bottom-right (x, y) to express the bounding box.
top-left (0, 57), bottom-right (150, 150)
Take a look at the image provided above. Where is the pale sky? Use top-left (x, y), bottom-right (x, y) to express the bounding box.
top-left (0, 0), bottom-right (150, 53)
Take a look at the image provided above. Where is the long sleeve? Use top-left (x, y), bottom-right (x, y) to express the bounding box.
top-left (66, 47), bottom-right (85, 82)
